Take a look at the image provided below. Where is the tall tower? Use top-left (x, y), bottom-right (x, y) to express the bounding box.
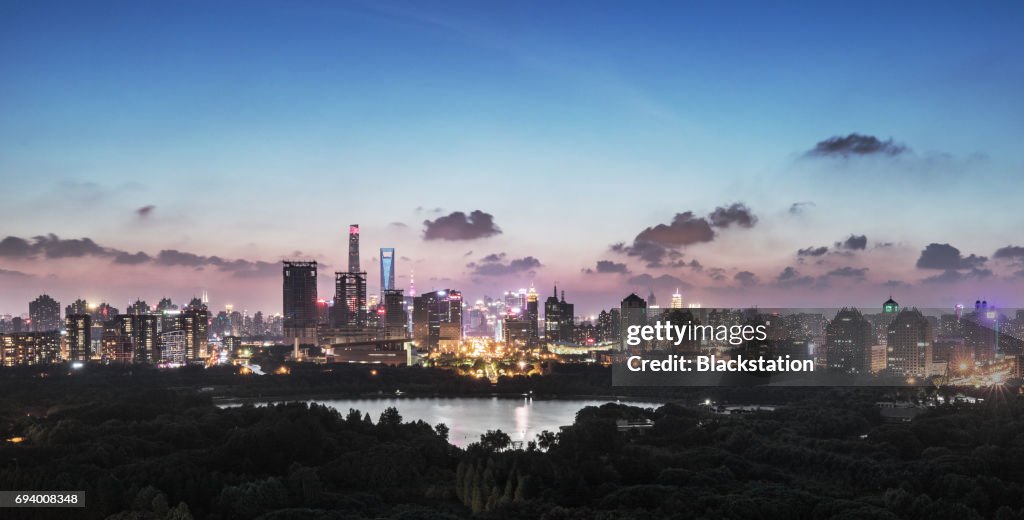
top-left (380, 247), bottom-right (396, 295)
top-left (671, 289), bottom-right (683, 309)
top-left (348, 224), bottom-right (360, 273)
top-left (526, 285), bottom-right (539, 345)
top-left (282, 261), bottom-right (318, 344)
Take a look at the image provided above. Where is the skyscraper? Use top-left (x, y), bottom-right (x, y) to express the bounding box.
top-left (29, 294), bottom-right (60, 332)
top-left (282, 261), bottom-right (318, 344)
top-left (887, 308), bottom-right (934, 377)
top-left (412, 289), bottom-right (462, 351)
top-left (333, 225), bottom-right (368, 329)
top-left (380, 247), bottom-right (396, 295)
top-left (348, 224), bottom-right (360, 273)
top-left (526, 285), bottom-right (539, 346)
top-left (620, 293), bottom-right (648, 351)
top-left (825, 308), bottom-right (874, 374)
top-left (382, 289), bottom-right (407, 338)
top-left (543, 285), bottom-right (574, 344)
top-left (333, 271), bottom-right (367, 328)
top-left (65, 313), bottom-right (91, 361)
top-left (182, 307), bottom-right (209, 361)
top-left (670, 290), bottom-right (683, 309)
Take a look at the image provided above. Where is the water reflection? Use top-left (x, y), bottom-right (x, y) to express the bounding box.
top-left (306, 397), bottom-right (660, 448)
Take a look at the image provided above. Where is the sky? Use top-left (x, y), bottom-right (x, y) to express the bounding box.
top-left (1, 0), bottom-right (1024, 316)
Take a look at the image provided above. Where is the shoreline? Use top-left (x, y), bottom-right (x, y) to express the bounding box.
top-left (211, 391), bottom-right (668, 407)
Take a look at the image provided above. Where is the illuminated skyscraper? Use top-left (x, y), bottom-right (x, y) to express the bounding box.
top-left (334, 225), bottom-right (368, 329)
top-left (29, 294), bottom-right (60, 332)
top-left (348, 224), bottom-right (360, 273)
top-left (282, 261), bottom-right (318, 344)
top-left (382, 289), bottom-right (407, 338)
top-left (334, 271), bottom-right (367, 327)
top-left (65, 314), bottom-right (91, 361)
top-left (412, 289), bottom-right (463, 351)
top-left (544, 285), bottom-right (574, 344)
top-left (671, 290), bottom-right (683, 309)
top-left (887, 308), bottom-right (934, 377)
top-left (380, 247), bottom-right (396, 294)
top-left (526, 285), bottom-right (539, 345)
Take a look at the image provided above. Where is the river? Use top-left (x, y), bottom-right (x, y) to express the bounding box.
top-left (225, 397), bottom-right (662, 448)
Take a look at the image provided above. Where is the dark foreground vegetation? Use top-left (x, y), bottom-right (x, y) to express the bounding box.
top-left (1, 365), bottom-right (1023, 519)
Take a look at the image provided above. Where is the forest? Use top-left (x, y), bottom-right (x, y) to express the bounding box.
top-left (0, 365), bottom-right (1022, 519)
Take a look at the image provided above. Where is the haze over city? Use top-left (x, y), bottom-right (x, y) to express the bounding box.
top-left (2, 1), bottom-right (1024, 315)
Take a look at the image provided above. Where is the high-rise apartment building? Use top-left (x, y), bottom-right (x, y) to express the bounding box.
top-left (29, 294), bottom-right (60, 332)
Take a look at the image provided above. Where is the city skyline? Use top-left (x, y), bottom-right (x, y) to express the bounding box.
top-left (3, 1), bottom-right (1024, 314)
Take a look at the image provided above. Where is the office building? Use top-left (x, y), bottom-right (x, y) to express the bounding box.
top-left (412, 289), bottom-right (463, 351)
top-left (380, 247), bottom-right (396, 295)
top-left (282, 261), bottom-right (318, 344)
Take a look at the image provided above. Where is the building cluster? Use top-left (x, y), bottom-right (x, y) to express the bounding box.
top-left (0, 294), bottom-right (215, 367)
top-left (614, 293), bottom-right (1024, 382)
top-left (824, 298), bottom-right (1024, 380)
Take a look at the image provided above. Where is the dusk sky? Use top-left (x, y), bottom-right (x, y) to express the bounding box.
top-left (2, 0), bottom-right (1024, 316)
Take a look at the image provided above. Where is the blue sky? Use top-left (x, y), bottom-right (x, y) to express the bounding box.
top-left (1, 0), bottom-right (1023, 314)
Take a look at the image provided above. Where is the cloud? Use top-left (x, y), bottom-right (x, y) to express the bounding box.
top-left (797, 246), bottom-right (829, 257)
top-left (0, 267), bottom-right (32, 278)
top-left (788, 201), bottom-right (815, 215)
top-left (156, 249), bottom-right (215, 267)
top-left (994, 245), bottom-right (1024, 260)
top-left (113, 251), bottom-right (152, 264)
top-left (805, 133), bottom-right (909, 158)
top-left (708, 203), bottom-right (757, 228)
top-left (922, 268), bottom-right (993, 284)
top-left (217, 259), bottom-right (280, 278)
top-left (627, 273), bottom-right (693, 291)
top-left (388, 222), bottom-right (409, 229)
top-left (0, 234), bottom-right (119, 259)
top-left (610, 240), bottom-right (675, 267)
top-left (825, 266), bottom-right (869, 280)
top-left (423, 210), bottom-right (501, 241)
top-left (883, 280), bottom-right (912, 289)
top-left (583, 260), bottom-right (630, 275)
top-left (776, 266), bottom-right (815, 287)
top-left (0, 237), bottom-right (35, 258)
top-left (612, 203), bottom-right (758, 267)
top-left (706, 267), bottom-right (727, 281)
top-left (136, 205), bottom-right (155, 218)
top-left (734, 271), bottom-right (758, 286)
top-left (916, 243), bottom-right (987, 270)
top-left (635, 211), bottom-right (715, 246)
top-left (835, 235), bottom-right (867, 251)
top-left (32, 234), bottom-right (112, 258)
top-left (467, 254), bottom-right (541, 276)
top-left (0, 233), bottom-right (286, 279)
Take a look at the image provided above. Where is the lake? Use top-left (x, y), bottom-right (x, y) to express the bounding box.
top-left (227, 397), bottom-right (662, 448)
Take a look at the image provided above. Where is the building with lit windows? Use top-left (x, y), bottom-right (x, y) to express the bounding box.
top-left (412, 289), bottom-right (462, 351)
top-left (29, 294), bottom-right (61, 332)
top-left (65, 313), bottom-right (91, 361)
